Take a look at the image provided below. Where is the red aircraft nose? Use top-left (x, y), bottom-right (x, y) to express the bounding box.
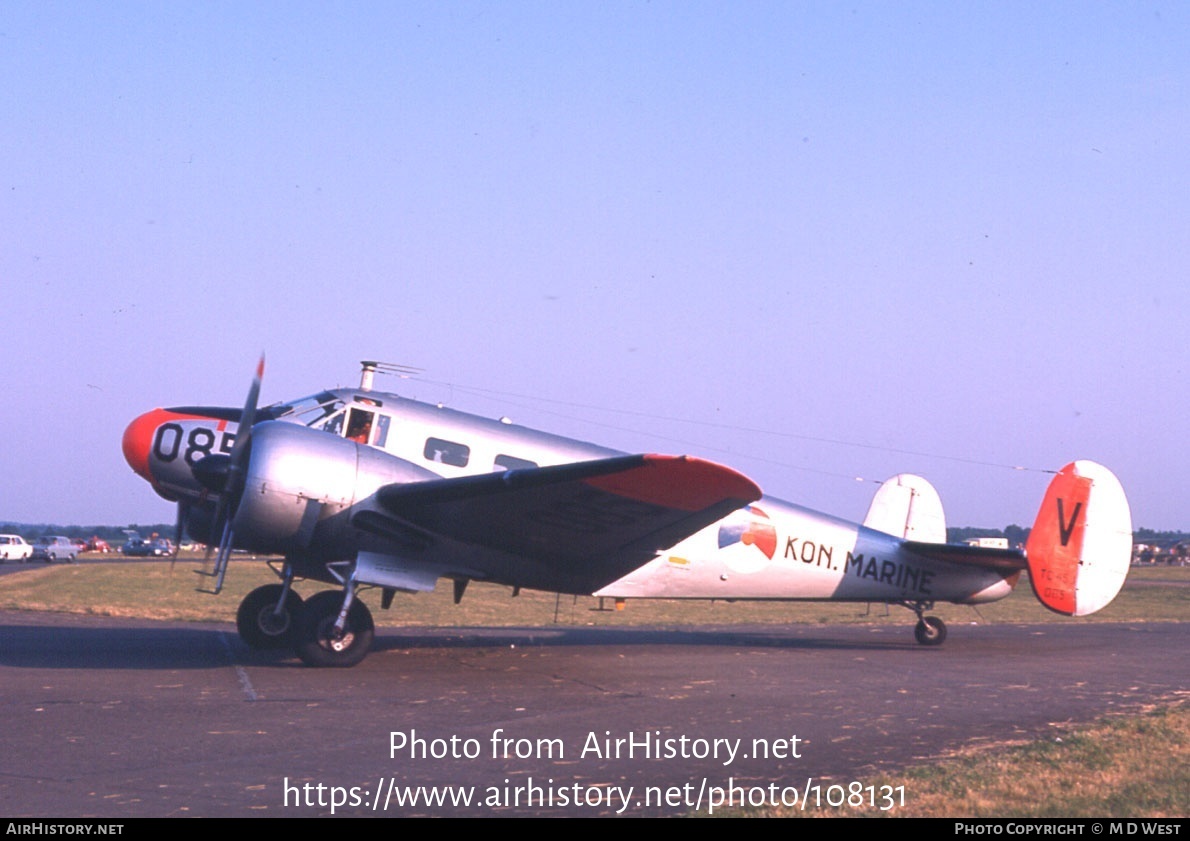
top-left (122, 409), bottom-right (168, 482)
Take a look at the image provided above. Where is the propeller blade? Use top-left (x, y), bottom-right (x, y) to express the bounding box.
top-left (203, 492), bottom-right (228, 561)
top-left (169, 501), bottom-right (188, 571)
top-left (197, 354), bottom-right (265, 594)
top-left (230, 354), bottom-right (265, 465)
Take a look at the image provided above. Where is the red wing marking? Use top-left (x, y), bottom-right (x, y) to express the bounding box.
top-left (583, 455), bottom-right (762, 512)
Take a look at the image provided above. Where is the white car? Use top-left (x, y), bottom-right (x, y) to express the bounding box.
top-left (0, 534), bottom-right (33, 562)
top-left (31, 536), bottom-right (77, 562)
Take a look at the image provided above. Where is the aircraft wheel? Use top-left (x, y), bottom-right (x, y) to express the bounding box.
top-left (295, 590), bottom-right (374, 668)
top-left (237, 584), bottom-right (304, 649)
top-left (914, 616), bottom-right (947, 646)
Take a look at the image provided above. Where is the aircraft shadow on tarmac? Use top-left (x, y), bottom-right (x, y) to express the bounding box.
top-left (0, 620), bottom-right (931, 670)
top-left (367, 624), bottom-right (927, 653)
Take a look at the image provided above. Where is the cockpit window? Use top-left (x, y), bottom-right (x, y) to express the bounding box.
top-left (269, 392), bottom-right (345, 427)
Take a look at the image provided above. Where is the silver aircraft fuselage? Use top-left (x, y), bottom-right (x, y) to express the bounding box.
top-left (123, 385), bottom-right (1016, 605)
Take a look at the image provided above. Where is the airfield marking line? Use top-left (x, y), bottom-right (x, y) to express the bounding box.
top-left (217, 631), bottom-right (259, 701)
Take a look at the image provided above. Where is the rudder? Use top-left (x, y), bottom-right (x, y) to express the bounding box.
top-left (1024, 461), bottom-right (1132, 616)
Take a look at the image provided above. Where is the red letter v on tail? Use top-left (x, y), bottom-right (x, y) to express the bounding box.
top-left (1025, 461), bottom-right (1132, 617)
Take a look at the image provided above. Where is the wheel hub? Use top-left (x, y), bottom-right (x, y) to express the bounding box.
top-left (318, 619), bottom-right (355, 652)
top-left (257, 606), bottom-right (291, 636)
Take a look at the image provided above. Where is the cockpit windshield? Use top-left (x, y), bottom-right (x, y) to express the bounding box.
top-left (267, 391), bottom-right (345, 428)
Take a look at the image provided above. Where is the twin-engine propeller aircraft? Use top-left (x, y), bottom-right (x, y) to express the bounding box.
top-left (122, 360), bottom-right (1133, 667)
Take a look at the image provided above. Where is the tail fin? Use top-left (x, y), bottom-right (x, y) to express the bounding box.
top-left (863, 473), bottom-right (947, 543)
top-left (1025, 461), bottom-right (1132, 616)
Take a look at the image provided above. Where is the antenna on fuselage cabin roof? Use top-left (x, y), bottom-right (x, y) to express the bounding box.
top-left (359, 361), bottom-right (425, 391)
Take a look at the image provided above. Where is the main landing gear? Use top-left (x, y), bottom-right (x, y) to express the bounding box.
top-left (896, 600), bottom-right (948, 646)
top-left (234, 578), bottom-right (375, 668)
top-left (237, 584), bottom-right (304, 649)
top-left (294, 589), bottom-right (374, 668)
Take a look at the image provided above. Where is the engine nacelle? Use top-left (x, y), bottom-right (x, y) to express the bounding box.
top-left (229, 421), bottom-right (439, 556)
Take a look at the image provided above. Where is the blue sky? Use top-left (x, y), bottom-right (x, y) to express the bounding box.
top-left (2, 1), bottom-right (1187, 531)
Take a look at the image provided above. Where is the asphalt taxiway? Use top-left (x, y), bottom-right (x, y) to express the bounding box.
top-left (1, 610), bottom-right (1185, 817)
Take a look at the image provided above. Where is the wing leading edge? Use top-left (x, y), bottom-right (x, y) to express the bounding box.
top-left (362, 454), bottom-right (762, 593)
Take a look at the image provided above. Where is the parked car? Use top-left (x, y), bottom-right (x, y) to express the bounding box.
top-left (31, 536), bottom-right (77, 562)
top-left (121, 537), bottom-right (149, 556)
top-left (146, 538), bottom-right (174, 556)
top-left (122, 537), bottom-right (172, 557)
top-left (0, 534), bottom-right (33, 563)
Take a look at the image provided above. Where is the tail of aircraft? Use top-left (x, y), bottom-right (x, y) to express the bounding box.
top-left (1024, 461), bottom-right (1132, 616)
top-left (863, 473), bottom-right (948, 543)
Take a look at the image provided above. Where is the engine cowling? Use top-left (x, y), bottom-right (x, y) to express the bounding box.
top-left (226, 421), bottom-right (439, 556)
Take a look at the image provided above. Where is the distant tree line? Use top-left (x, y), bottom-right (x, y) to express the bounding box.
top-left (1132, 527), bottom-right (1190, 546)
top-left (0, 523), bottom-right (175, 542)
top-left (948, 526), bottom-right (1187, 549)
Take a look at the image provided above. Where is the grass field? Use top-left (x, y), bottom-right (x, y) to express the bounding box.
top-left (0, 558), bottom-right (1185, 818)
top-left (0, 555), bottom-right (1185, 628)
top-left (743, 704), bottom-right (1189, 818)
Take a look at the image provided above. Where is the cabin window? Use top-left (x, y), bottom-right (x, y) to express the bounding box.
top-left (374, 414), bottom-right (392, 448)
top-left (494, 454), bottom-right (537, 471)
top-left (424, 437), bottom-right (470, 467)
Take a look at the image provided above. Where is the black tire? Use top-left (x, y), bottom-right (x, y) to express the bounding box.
top-left (914, 616), bottom-right (947, 646)
top-left (295, 590), bottom-right (374, 668)
top-left (236, 585), bottom-right (304, 649)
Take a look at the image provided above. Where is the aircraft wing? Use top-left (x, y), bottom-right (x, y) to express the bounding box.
top-left (358, 454), bottom-right (762, 593)
top-left (902, 540), bottom-right (1027, 571)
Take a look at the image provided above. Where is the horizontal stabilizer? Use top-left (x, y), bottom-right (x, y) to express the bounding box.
top-left (903, 540), bottom-right (1027, 571)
